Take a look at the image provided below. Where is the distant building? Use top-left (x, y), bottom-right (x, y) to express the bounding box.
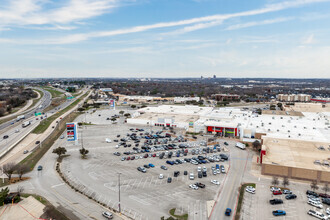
top-left (213, 75), bottom-right (216, 79)
top-left (174, 97), bottom-right (200, 103)
top-left (99, 88), bottom-right (113, 93)
top-left (277, 94), bottom-right (311, 102)
top-left (212, 94), bottom-right (240, 102)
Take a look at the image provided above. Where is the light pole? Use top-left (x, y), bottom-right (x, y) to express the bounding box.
top-left (118, 172), bottom-right (121, 214)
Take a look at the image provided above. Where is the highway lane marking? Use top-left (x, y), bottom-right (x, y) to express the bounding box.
top-left (51, 183), bottom-right (65, 188)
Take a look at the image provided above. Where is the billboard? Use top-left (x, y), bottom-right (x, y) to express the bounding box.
top-left (66, 122), bottom-right (78, 141)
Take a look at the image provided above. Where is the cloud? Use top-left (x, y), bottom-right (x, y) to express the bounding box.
top-left (0, 0), bottom-right (122, 26)
top-left (226, 17), bottom-right (293, 30)
top-left (1, 0), bottom-right (329, 44)
top-left (301, 33), bottom-right (314, 44)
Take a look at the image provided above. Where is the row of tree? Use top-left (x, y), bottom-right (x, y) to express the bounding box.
top-left (52, 146), bottom-right (89, 159)
top-left (272, 176), bottom-right (329, 194)
top-left (2, 163), bottom-right (30, 182)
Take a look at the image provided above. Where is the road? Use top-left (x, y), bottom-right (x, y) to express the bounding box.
top-left (0, 88), bottom-right (51, 132)
top-left (0, 88), bottom-right (86, 160)
top-left (209, 146), bottom-right (250, 220)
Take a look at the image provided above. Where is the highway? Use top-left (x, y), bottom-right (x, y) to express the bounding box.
top-left (0, 88), bottom-right (51, 132)
top-left (209, 146), bottom-right (250, 220)
top-left (0, 87), bottom-right (84, 158)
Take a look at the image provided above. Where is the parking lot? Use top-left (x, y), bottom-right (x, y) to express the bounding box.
top-left (60, 110), bottom-right (237, 219)
top-left (240, 182), bottom-right (330, 220)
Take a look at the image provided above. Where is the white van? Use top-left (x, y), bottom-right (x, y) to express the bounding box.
top-left (308, 199), bottom-right (323, 209)
top-left (307, 210), bottom-right (327, 220)
top-left (236, 142), bottom-right (246, 150)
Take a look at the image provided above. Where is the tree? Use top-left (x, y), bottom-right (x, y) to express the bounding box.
top-left (271, 176), bottom-right (279, 187)
top-left (0, 187), bottom-right (9, 205)
top-left (119, 110), bottom-right (124, 115)
top-left (310, 180), bottom-right (319, 191)
top-left (282, 177), bottom-right (290, 188)
top-left (52, 147), bottom-right (67, 158)
top-left (3, 163), bottom-right (16, 182)
top-left (79, 148), bottom-right (89, 159)
top-left (252, 140), bottom-right (261, 151)
top-left (322, 183), bottom-right (329, 195)
top-left (15, 164), bottom-right (30, 180)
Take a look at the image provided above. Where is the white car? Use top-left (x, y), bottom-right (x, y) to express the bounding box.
top-left (102, 211), bottom-right (113, 219)
top-left (159, 174), bottom-right (164, 179)
top-left (105, 138), bottom-right (112, 143)
top-left (326, 208), bottom-right (330, 215)
top-left (203, 166), bottom-right (207, 172)
top-left (197, 167), bottom-right (202, 172)
top-left (246, 186), bottom-right (256, 194)
top-left (270, 187), bottom-right (281, 192)
top-left (189, 184), bottom-right (198, 190)
top-left (216, 169), bottom-right (220, 174)
top-left (15, 129), bottom-right (20, 133)
top-left (211, 180), bottom-right (220, 185)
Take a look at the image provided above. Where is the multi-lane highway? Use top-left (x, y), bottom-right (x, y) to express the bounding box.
top-left (0, 88), bottom-right (52, 131)
top-left (0, 87), bottom-right (85, 158)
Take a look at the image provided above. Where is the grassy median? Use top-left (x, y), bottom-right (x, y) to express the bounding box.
top-left (20, 111), bottom-right (81, 170)
top-left (42, 86), bottom-right (63, 98)
top-left (235, 183), bottom-right (256, 220)
top-left (32, 92), bottom-right (88, 134)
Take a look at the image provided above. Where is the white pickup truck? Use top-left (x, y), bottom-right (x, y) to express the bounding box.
top-left (236, 142), bottom-right (246, 150)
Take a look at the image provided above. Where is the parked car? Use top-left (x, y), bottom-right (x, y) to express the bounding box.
top-left (3, 135), bottom-right (9, 139)
top-left (272, 210), bottom-right (286, 216)
top-left (159, 174), bottom-right (164, 179)
top-left (167, 177), bottom-right (172, 183)
top-left (306, 190), bottom-right (318, 197)
top-left (23, 150), bottom-right (29, 154)
top-left (246, 186), bottom-right (255, 194)
top-left (269, 199), bottom-right (283, 205)
top-left (174, 171), bottom-right (180, 177)
top-left (195, 182), bottom-right (205, 188)
top-left (307, 210), bottom-right (327, 220)
top-left (160, 165), bottom-right (167, 170)
top-left (273, 191), bottom-right (282, 195)
top-left (283, 190), bottom-right (292, 194)
top-left (189, 184), bottom-right (198, 190)
top-left (211, 180), bottom-right (220, 185)
top-left (285, 194), bottom-right (297, 200)
top-left (37, 165), bottom-right (43, 171)
top-left (102, 211), bottom-right (113, 219)
top-left (149, 163), bottom-right (155, 168)
top-left (270, 187), bottom-right (281, 192)
top-left (35, 141), bottom-right (40, 144)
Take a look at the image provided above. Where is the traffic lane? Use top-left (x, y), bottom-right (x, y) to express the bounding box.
top-left (209, 147), bottom-right (248, 219)
top-left (0, 89), bottom-right (51, 131)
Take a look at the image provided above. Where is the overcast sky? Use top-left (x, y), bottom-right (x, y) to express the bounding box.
top-left (0, 0), bottom-right (330, 78)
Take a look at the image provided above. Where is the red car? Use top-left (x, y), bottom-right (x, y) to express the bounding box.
top-left (319, 193), bottom-right (330, 198)
top-left (152, 154), bottom-right (156, 157)
top-left (126, 157), bottom-right (130, 160)
top-left (273, 191), bottom-right (282, 195)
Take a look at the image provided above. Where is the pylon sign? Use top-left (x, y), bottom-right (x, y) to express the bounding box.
top-left (109, 99), bottom-right (115, 109)
top-left (66, 122), bottom-right (78, 141)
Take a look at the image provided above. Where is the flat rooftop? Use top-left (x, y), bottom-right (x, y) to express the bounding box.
top-left (262, 137), bottom-right (330, 171)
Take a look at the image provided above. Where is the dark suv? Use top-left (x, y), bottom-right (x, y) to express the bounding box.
top-left (174, 171), bottom-right (180, 177)
top-left (269, 199), bottom-right (283, 205)
top-left (306, 190), bottom-right (318, 197)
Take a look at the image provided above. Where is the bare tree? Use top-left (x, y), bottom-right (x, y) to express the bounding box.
top-left (15, 164), bottom-right (30, 180)
top-left (252, 140), bottom-right (261, 151)
top-left (310, 180), bottom-right (319, 191)
top-left (79, 148), bottom-right (89, 159)
top-left (322, 183), bottom-right (329, 195)
top-left (17, 185), bottom-right (24, 194)
top-left (282, 177), bottom-right (290, 188)
top-left (271, 176), bottom-right (279, 187)
top-left (2, 163), bottom-right (16, 182)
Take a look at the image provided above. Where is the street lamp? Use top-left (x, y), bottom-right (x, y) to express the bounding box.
top-left (118, 173), bottom-right (121, 214)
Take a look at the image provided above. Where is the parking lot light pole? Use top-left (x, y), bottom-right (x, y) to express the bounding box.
top-left (118, 173), bottom-right (121, 214)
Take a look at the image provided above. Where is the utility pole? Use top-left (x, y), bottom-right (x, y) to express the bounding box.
top-left (118, 173), bottom-right (121, 214)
